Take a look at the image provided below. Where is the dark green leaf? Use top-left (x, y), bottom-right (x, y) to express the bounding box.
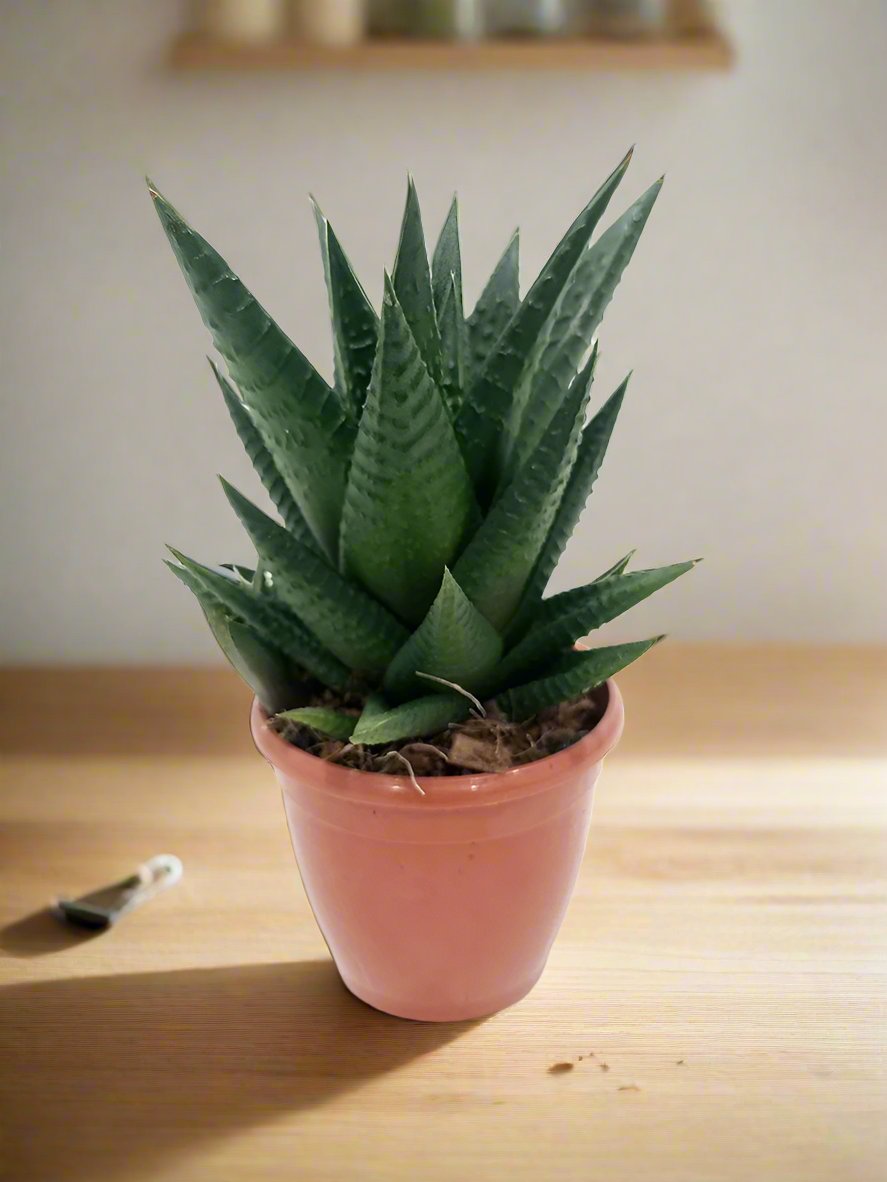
top-left (466, 230), bottom-right (520, 383)
top-left (222, 479), bottom-right (408, 676)
top-left (507, 377), bottom-right (628, 640)
top-left (311, 199), bottom-right (378, 419)
top-left (454, 148), bottom-right (633, 500)
top-left (501, 178), bottom-right (663, 482)
top-left (497, 637), bottom-right (663, 719)
top-left (339, 278), bottom-right (476, 625)
top-left (351, 693), bottom-right (471, 746)
top-left (453, 351), bottom-right (596, 631)
top-left (392, 177), bottom-right (442, 381)
top-left (497, 562), bottom-right (697, 686)
top-left (383, 568), bottom-right (503, 702)
top-left (275, 707), bottom-right (356, 740)
top-left (436, 273), bottom-right (466, 418)
top-left (431, 194), bottom-right (463, 315)
top-left (209, 361), bottom-right (320, 552)
top-left (149, 182), bottom-right (353, 559)
top-left (166, 561), bottom-right (299, 712)
top-left (220, 562), bottom-right (256, 583)
top-left (166, 550), bottom-right (350, 691)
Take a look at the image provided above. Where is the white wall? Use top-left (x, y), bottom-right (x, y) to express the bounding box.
top-left (1, 0), bottom-right (885, 662)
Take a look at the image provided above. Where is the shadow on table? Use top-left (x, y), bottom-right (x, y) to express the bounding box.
top-left (1, 907), bottom-right (104, 957)
top-left (0, 959), bottom-right (477, 1180)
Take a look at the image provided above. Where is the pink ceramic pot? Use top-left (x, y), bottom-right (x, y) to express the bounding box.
top-left (251, 680), bottom-right (624, 1022)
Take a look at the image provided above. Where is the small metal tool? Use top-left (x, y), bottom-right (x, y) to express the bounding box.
top-left (52, 854), bottom-right (183, 931)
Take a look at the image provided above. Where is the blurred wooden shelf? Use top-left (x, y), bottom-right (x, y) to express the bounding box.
top-left (169, 30), bottom-right (733, 73)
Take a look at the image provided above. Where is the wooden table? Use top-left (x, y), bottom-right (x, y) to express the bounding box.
top-left (2, 646), bottom-right (886, 1182)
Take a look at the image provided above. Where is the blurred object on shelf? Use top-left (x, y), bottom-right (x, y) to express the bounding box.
top-left (584, 0), bottom-right (669, 38)
top-left (409, 0), bottom-right (487, 39)
top-left (200, 0), bottom-right (286, 41)
top-left (668, 0), bottom-right (716, 34)
top-left (368, 0), bottom-right (407, 35)
top-left (294, 0), bottom-right (366, 46)
top-left (487, 0), bottom-right (571, 37)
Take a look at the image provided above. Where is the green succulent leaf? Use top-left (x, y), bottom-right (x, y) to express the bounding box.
top-left (497, 562), bottom-right (697, 686)
top-left (312, 199), bottom-right (379, 419)
top-left (222, 479), bottom-right (408, 677)
top-left (453, 351), bottom-right (596, 631)
top-left (220, 562), bottom-right (256, 583)
top-left (431, 195), bottom-right (463, 315)
top-left (339, 278), bottom-right (476, 625)
top-left (508, 377), bottom-right (628, 640)
top-left (167, 561), bottom-right (300, 712)
top-left (454, 148), bottom-right (632, 499)
top-left (274, 707), bottom-right (357, 740)
top-left (466, 230), bottom-right (520, 383)
top-left (436, 273), bottom-right (466, 418)
top-left (501, 177), bottom-right (662, 483)
top-left (149, 182), bottom-right (353, 560)
top-left (497, 637), bottom-right (663, 720)
top-left (166, 550), bottom-right (350, 691)
top-left (392, 177), bottom-right (442, 382)
top-left (209, 361), bottom-right (321, 553)
top-left (351, 693), bottom-right (471, 746)
top-left (383, 568), bottom-right (503, 702)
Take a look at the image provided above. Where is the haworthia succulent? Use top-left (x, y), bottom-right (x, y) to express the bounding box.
top-left (159, 161), bottom-right (690, 751)
top-left (455, 148), bottom-right (633, 500)
top-left (221, 479), bottom-right (408, 677)
top-left (466, 230), bottom-right (520, 384)
top-left (496, 561), bottom-right (698, 686)
top-left (350, 693), bottom-right (471, 746)
top-left (500, 178), bottom-right (662, 484)
top-left (453, 351), bottom-right (596, 631)
top-left (339, 279), bottom-right (476, 625)
top-left (498, 637), bottom-right (663, 720)
top-left (209, 361), bottom-right (320, 553)
top-left (166, 550), bottom-right (350, 691)
top-left (275, 707), bottom-right (357, 740)
top-left (149, 182), bottom-right (353, 560)
top-left (507, 377), bottom-right (628, 640)
top-left (167, 562), bottom-right (302, 713)
top-left (392, 177), bottom-right (442, 382)
top-left (311, 199), bottom-right (379, 420)
top-left (383, 568), bottom-right (503, 702)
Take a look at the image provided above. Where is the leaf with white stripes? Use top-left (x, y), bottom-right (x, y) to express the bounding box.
top-left (350, 693), bottom-right (470, 746)
top-left (222, 479), bottom-right (408, 677)
top-left (312, 199), bottom-right (378, 419)
top-left (209, 361), bottom-right (320, 553)
top-left (339, 278), bottom-right (475, 624)
top-left (507, 377), bottom-right (628, 640)
top-left (392, 177), bottom-right (442, 382)
top-left (454, 148), bottom-right (633, 499)
top-left (149, 182), bottom-right (353, 559)
top-left (497, 562), bottom-right (698, 686)
top-left (383, 568), bottom-right (503, 702)
top-left (497, 637), bottom-right (663, 720)
top-left (166, 549), bottom-right (350, 691)
top-left (453, 351), bottom-right (596, 631)
top-left (501, 177), bottom-right (662, 483)
top-left (167, 560), bottom-right (302, 712)
top-left (466, 230), bottom-right (520, 383)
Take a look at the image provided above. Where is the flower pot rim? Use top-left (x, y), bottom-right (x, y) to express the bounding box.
top-left (250, 678), bottom-right (624, 810)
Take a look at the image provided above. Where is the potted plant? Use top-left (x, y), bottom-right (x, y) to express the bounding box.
top-left (151, 148), bottom-right (696, 1022)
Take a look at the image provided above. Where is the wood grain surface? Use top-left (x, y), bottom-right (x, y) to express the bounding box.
top-left (1, 645), bottom-right (885, 1182)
